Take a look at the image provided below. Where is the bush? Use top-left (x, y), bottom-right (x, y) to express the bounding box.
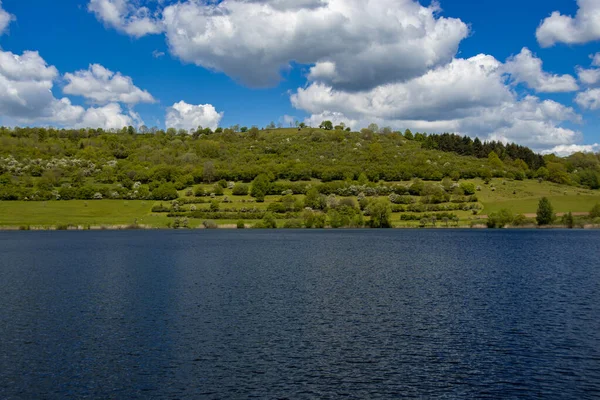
top-left (590, 203), bottom-right (600, 219)
top-left (152, 203), bottom-right (170, 213)
top-left (236, 220), bottom-right (245, 229)
top-left (486, 209), bottom-right (514, 228)
top-left (202, 220), bottom-right (218, 229)
top-left (152, 183), bottom-right (179, 200)
top-left (460, 182), bottom-right (476, 195)
top-left (232, 183), bottom-right (249, 196)
top-left (283, 219), bottom-right (303, 229)
top-left (212, 184), bottom-right (224, 196)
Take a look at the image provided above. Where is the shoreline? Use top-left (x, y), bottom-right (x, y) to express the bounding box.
top-left (2, 224), bottom-right (600, 231)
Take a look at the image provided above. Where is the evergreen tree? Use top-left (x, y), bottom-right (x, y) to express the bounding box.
top-left (536, 197), bottom-right (555, 226)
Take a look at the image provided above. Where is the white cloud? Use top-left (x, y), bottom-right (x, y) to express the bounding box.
top-left (166, 101), bottom-right (223, 131)
top-left (152, 50), bottom-right (165, 58)
top-left (63, 64), bottom-right (155, 105)
top-left (74, 103), bottom-right (142, 130)
top-left (0, 49), bottom-right (141, 129)
top-left (575, 88), bottom-right (600, 110)
top-left (577, 67), bottom-right (600, 85)
top-left (98, 0), bottom-right (470, 89)
top-left (88, 0), bottom-right (162, 38)
top-left (537, 0), bottom-right (600, 47)
top-left (0, 0), bottom-right (15, 35)
top-left (292, 54), bottom-right (582, 150)
top-left (503, 48), bottom-right (578, 92)
top-left (542, 143), bottom-right (600, 156)
top-left (592, 53), bottom-right (600, 67)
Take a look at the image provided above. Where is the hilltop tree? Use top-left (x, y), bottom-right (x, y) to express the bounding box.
top-left (320, 121), bottom-right (333, 130)
top-left (536, 197), bottom-right (555, 226)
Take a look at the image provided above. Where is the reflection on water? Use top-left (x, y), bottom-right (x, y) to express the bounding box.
top-left (1, 230), bottom-right (599, 398)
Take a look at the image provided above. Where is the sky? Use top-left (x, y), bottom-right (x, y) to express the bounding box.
top-left (0, 0), bottom-right (599, 155)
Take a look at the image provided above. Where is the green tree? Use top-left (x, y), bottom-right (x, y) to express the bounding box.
top-left (203, 161), bottom-right (216, 183)
top-left (251, 174), bottom-right (270, 202)
top-left (320, 120), bottom-right (333, 130)
top-left (590, 203), bottom-right (600, 219)
top-left (366, 199), bottom-right (392, 228)
top-left (561, 212), bottom-right (575, 229)
top-left (536, 197), bottom-right (555, 226)
top-left (487, 209), bottom-right (514, 228)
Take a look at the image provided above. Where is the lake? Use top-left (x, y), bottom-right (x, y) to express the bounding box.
top-left (1, 230), bottom-right (599, 399)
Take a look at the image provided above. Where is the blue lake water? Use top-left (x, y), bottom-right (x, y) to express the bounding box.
top-left (0, 229), bottom-right (599, 399)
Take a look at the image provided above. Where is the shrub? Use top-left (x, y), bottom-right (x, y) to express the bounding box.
top-left (232, 183), bottom-right (249, 196)
top-left (213, 184), bottom-right (224, 196)
top-left (460, 182), bottom-right (476, 195)
top-left (590, 203), bottom-right (600, 219)
top-left (283, 219), bottom-right (303, 229)
top-left (486, 209), bottom-right (514, 228)
top-left (236, 220), bottom-right (245, 229)
top-left (152, 183), bottom-right (179, 200)
top-left (202, 220), bottom-right (218, 229)
top-left (151, 203), bottom-right (170, 213)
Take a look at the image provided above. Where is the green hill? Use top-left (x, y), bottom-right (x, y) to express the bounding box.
top-left (1, 126), bottom-right (599, 228)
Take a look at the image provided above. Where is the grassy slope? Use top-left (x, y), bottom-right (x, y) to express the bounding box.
top-left (1, 178), bottom-right (599, 227)
top-left (477, 178), bottom-right (600, 214)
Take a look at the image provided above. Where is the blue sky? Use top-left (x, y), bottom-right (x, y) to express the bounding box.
top-left (0, 0), bottom-right (599, 155)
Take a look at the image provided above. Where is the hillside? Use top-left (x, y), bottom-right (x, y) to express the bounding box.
top-left (1, 126), bottom-right (599, 229)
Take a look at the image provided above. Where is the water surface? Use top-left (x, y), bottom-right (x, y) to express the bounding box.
top-left (1, 230), bottom-right (599, 398)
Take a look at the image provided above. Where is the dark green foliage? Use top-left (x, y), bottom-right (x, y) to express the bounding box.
top-left (251, 174), bottom-right (270, 202)
top-left (152, 183), bottom-right (179, 200)
top-left (212, 184), bottom-right (224, 196)
top-left (236, 220), bottom-right (245, 229)
top-left (536, 197), bottom-right (555, 226)
top-left (590, 203), bottom-right (600, 219)
top-left (486, 209), bottom-right (514, 228)
top-left (561, 212), bottom-right (575, 229)
top-left (232, 183), bottom-right (249, 195)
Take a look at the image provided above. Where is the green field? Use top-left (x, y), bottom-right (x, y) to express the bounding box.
top-left (1, 177), bottom-right (599, 228)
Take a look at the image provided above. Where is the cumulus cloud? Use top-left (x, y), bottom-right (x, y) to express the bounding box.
top-left (63, 64), bottom-right (155, 105)
top-left (0, 49), bottom-right (141, 129)
top-left (542, 143), bottom-right (600, 156)
top-left (503, 48), bottom-right (578, 92)
top-left (166, 101), bottom-right (223, 131)
top-left (0, 0), bottom-right (14, 35)
top-left (537, 0), bottom-right (600, 47)
top-left (577, 67), bottom-right (600, 85)
top-left (94, 0), bottom-right (468, 89)
top-left (292, 54), bottom-right (582, 150)
top-left (575, 88), bottom-right (600, 110)
top-left (88, 0), bottom-right (162, 38)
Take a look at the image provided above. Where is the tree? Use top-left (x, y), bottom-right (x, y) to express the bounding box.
top-left (536, 197), bottom-right (555, 226)
top-left (203, 161), bottom-right (216, 183)
top-left (487, 209), bottom-right (514, 228)
top-left (590, 203), bottom-right (600, 219)
top-left (152, 183), bottom-right (179, 200)
top-left (299, 122), bottom-right (307, 129)
top-left (366, 199), bottom-right (392, 228)
top-left (561, 212), bottom-right (575, 229)
top-left (251, 174), bottom-right (270, 202)
top-left (320, 120), bottom-right (333, 130)
top-left (404, 129), bottom-right (414, 140)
